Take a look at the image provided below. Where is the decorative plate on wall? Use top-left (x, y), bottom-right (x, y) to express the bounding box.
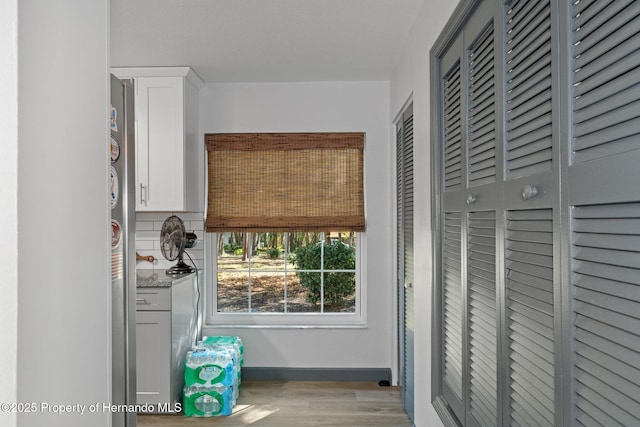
top-left (110, 166), bottom-right (119, 209)
top-left (110, 135), bottom-right (120, 163)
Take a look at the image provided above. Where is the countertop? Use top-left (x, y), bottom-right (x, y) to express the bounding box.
top-left (136, 269), bottom-right (197, 288)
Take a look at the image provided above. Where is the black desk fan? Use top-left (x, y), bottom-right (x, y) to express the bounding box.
top-left (160, 215), bottom-right (196, 275)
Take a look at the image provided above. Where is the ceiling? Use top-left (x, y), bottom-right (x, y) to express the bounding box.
top-left (110, 0), bottom-right (425, 83)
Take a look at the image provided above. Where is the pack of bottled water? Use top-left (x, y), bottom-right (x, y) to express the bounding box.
top-left (183, 384), bottom-right (235, 417)
top-left (183, 336), bottom-right (244, 417)
top-left (184, 348), bottom-right (236, 387)
top-left (200, 336), bottom-right (244, 367)
top-left (198, 336), bottom-right (244, 388)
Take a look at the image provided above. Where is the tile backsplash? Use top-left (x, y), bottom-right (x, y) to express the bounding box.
top-left (135, 212), bottom-right (205, 270)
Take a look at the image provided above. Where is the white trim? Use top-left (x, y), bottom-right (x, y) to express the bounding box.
top-left (110, 66), bottom-right (205, 90)
top-left (205, 232), bottom-right (366, 328)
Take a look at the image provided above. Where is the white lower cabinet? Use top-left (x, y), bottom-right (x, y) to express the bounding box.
top-left (136, 310), bottom-right (172, 405)
top-left (135, 276), bottom-right (196, 410)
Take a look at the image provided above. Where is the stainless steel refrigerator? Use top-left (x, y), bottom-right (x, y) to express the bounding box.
top-left (110, 74), bottom-right (136, 427)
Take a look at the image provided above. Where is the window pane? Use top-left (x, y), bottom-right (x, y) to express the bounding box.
top-left (291, 232), bottom-right (323, 272)
top-left (287, 272), bottom-right (322, 313)
top-left (250, 272), bottom-right (285, 312)
top-left (324, 272), bottom-right (356, 313)
top-left (217, 232), bottom-right (249, 270)
top-left (214, 230), bottom-right (359, 316)
top-left (322, 233), bottom-right (356, 270)
top-left (253, 232), bottom-right (286, 271)
top-left (217, 271), bottom-right (249, 312)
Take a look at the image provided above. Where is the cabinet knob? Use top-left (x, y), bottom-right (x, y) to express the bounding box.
top-left (522, 185), bottom-right (539, 201)
top-left (466, 194), bottom-right (477, 205)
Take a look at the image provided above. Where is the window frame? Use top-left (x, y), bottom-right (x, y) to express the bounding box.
top-left (204, 231), bottom-right (367, 328)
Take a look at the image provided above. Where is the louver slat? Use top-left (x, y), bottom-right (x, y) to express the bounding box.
top-left (444, 65), bottom-right (463, 192)
top-left (505, 0), bottom-right (552, 179)
top-left (573, 49), bottom-right (640, 100)
top-left (571, 0), bottom-right (611, 24)
top-left (468, 211), bottom-right (497, 426)
top-left (572, 202), bottom-right (640, 426)
top-left (443, 212), bottom-right (463, 400)
top-left (507, 1), bottom-right (548, 49)
top-left (572, 0), bottom-right (640, 163)
top-left (573, 1), bottom-right (640, 62)
top-left (506, 208), bottom-right (555, 427)
top-left (468, 25), bottom-right (496, 187)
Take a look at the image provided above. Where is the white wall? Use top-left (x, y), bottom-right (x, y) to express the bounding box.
top-left (389, 1), bottom-right (457, 426)
top-left (199, 81), bottom-right (396, 379)
top-left (17, 1), bottom-right (111, 426)
top-left (0, 1), bottom-right (18, 426)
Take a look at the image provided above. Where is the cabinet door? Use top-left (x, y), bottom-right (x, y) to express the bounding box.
top-left (136, 310), bottom-right (171, 405)
top-left (136, 77), bottom-right (185, 211)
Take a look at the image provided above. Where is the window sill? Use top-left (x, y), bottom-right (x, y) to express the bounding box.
top-left (204, 323), bottom-right (368, 330)
top-left (205, 312), bottom-right (367, 329)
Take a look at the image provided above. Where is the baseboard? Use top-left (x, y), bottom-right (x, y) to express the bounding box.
top-left (242, 367), bottom-right (391, 382)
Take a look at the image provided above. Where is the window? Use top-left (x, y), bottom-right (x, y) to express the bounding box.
top-left (205, 133), bottom-right (366, 326)
top-left (214, 231), bottom-right (359, 309)
top-left (207, 231), bottom-right (363, 326)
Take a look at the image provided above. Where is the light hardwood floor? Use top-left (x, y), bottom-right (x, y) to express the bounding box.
top-left (138, 381), bottom-right (412, 427)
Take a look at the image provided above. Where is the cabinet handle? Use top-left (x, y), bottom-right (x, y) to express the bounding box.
top-left (140, 183), bottom-right (147, 206)
top-left (466, 194), bottom-right (477, 205)
top-left (136, 298), bottom-right (147, 304)
top-left (522, 185), bottom-right (539, 201)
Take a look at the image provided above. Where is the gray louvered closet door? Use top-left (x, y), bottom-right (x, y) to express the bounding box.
top-left (567, 1), bottom-right (640, 425)
top-left (438, 5), bottom-right (502, 426)
top-left (502, 0), bottom-right (559, 426)
top-left (439, 30), bottom-right (465, 421)
top-left (465, 8), bottom-right (501, 427)
top-left (433, 0), bottom-right (640, 426)
top-left (434, 0), bottom-right (561, 425)
top-left (396, 104), bottom-right (414, 421)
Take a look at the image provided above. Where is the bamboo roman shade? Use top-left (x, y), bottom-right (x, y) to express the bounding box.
top-left (205, 133), bottom-right (365, 232)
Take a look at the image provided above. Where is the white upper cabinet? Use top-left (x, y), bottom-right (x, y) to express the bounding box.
top-left (111, 67), bottom-right (204, 212)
